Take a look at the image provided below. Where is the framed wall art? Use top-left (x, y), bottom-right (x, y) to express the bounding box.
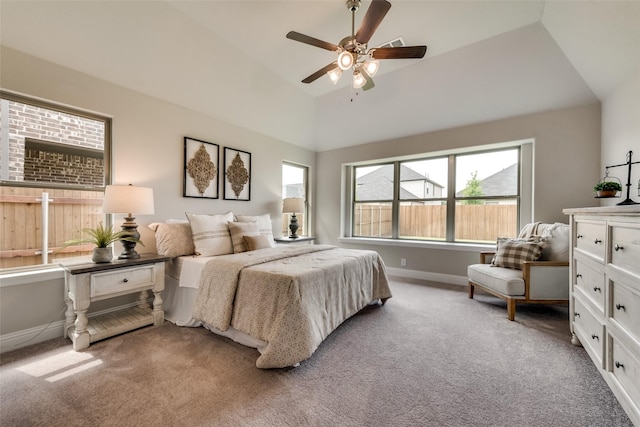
top-left (183, 137), bottom-right (219, 199)
top-left (223, 147), bottom-right (251, 201)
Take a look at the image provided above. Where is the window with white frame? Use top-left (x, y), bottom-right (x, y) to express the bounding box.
top-left (0, 91), bottom-right (111, 270)
top-left (282, 162), bottom-right (309, 237)
top-left (349, 145), bottom-right (526, 244)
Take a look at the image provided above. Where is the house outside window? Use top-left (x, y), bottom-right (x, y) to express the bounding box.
top-left (0, 91), bottom-right (111, 270)
top-left (350, 146), bottom-right (523, 244)
top-left (282, 162), bottom-right (309, 237)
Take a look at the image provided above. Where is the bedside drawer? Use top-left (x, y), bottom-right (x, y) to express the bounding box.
top-left (91, 265), bottom-right (155, 299)
top-left (573, 297), bottom-right (605, 368)
top-left (575, 255), bottom-right (605, 311)
top-left (610, 222), bottom-right (640, 278)
top-left (611, 339), bottom-right (640, 409)
top-left (575, 220), bottom-right (606, 261)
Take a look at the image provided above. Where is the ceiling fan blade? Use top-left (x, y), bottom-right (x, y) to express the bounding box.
top-left (286, 31), bottom-right (339, 52)
top-left (371, 45), bottom-right (427, 59)
top-left (355, 0), bottom-right (392, 45)
top-left (302, 62), bottom-right (339, 84)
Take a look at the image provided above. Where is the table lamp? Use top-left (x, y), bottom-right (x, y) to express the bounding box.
top-left (102, 184), bottom-right (155, 259)
top-left (282, 197), bottom-right (305, 239)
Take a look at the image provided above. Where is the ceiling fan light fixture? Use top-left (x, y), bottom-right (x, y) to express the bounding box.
top-left (328, 67), bottom-right (343, 84)
top-left (353, 70), bottom-right (366, 89)
top-left (338, 50), bottom-right (355, 70)
top-left (363, 59), bottom-right (380, 77)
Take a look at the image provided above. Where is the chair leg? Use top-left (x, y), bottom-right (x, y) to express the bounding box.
top-left (506, 299), bottom-right (516, 321)
top-left (468, 282), bottom-right (475, 299)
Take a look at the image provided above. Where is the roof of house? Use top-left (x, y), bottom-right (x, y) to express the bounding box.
top-left (357, 164), bottom-right (444, 200)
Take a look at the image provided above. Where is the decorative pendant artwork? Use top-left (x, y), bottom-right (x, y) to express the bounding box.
top-left (183, 137), bottom-right (219, 199)
top-left (224, 147), bottom-right (251, 201)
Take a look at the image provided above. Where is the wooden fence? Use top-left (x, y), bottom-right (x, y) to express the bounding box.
top-left (0, 187), bottom-right (103, 269)
top-left (355, 204), bottom-right (518, 242)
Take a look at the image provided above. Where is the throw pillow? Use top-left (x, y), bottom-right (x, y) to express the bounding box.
top-left (186, 211), bottom-right (234, 256)
top-left (540, 223), bottom-right (570, 262)
top-left (227, 221), bottom-right (260, 253)
top-left (492, 237), bottom-right (544, 270)
top-left (235, 213), bottom-right (277, 247)
top-left (243, 234), bottom-right (272, 251)
top-left (148, 221), bottom-right (195, 258)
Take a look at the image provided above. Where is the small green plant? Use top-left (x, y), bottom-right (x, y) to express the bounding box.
top-left (62, 223), bottom-right (143, 248)
top-left (593, 181), bottom-right (622, 192)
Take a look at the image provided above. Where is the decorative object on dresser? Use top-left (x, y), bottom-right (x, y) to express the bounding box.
top-left (282, 197), bottom-right (305, 238)
top-left (564, 206), bottom-right (640, 426)
top-left (596, 150), bottom-right (639, 205)
top-left (183, 137), bottom-right (219, 199)
top-left (467, 222), bottom-right (570, 321)
top-left (102, 184), bottom-right (155, 259)
top-left (61, 222), bottom-right (142, 263)
top-left (62, 254), bottom-right (170, 350)
top-left (223, 147), bottom-right (251, 201)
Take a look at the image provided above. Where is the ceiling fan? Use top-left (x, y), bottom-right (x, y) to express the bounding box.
top-left (286, 0), bottom-right (427, 91)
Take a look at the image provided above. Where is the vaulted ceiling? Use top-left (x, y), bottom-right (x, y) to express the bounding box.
top-left (1, 1), bottom-right (638, 152)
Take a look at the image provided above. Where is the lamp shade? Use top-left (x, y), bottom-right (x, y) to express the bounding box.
top-left (282, 197), bottom-right (305, 214)
top-left (102, 185), bottom-right (155, 215)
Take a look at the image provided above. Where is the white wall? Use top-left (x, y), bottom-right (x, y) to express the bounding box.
top-left (601, 69), bottom-right (640, 206)
top-left (0, 47), bottom-right (315, 343)
top-left (316, 103), bottom-right (602, 280)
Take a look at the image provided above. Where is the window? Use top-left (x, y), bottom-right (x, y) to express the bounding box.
top-left (349, 145), bottom-right (526, 244)
top-left (282, 162), bottom-right (309, 236)
top-left (0, 91), bottom-right (112, 269)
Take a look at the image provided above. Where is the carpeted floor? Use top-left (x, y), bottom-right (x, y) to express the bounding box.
top-left (0, 279), bottom-right (633, 427)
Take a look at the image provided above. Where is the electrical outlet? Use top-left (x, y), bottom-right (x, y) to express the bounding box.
top-left (400, 258), bottom-right (406, 267)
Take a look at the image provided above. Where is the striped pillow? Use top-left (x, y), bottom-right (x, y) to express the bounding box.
top-left (227, 221), bottom-right (259, 253)
top-left (186, 212), bottom-right (234, 256)
top-left (491, 237), bottom-right (544, 270)
top-left (235, 213), bottom-right (277, 248)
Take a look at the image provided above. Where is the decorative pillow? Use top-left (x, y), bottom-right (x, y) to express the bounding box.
top-left (235, 213), bottom-right (277, 248)
top-left (540, 223), bottom-right (570, 262)
top-left (148, 221), bottom-right (195, 258)
top-left (185, 212), bottom-right (234, 256)
top-left (243, 234), bottom-right (272, 251)
top-left (227, 221), bottom-right (260, 253)
top-left (492, 237), bottom-right (544, 270)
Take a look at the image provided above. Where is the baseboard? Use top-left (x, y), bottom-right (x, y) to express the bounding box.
top-left (0, 299), bottom-right (152, 354)
top-left (385, 267), bottom-right (467, 287)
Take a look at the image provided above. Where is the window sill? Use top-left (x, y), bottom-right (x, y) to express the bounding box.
top-left (0, 264), bottom-right (65, 287)
top-left (338, 237), bottom-right (493, 252)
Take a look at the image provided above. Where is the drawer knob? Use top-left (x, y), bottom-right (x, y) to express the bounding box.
top-left (123, 278), bottom-right (129, 283)
top-left (577, 234), bottom-right (583, 239)
top-left (615, 303), bottom-right (625, 311)
top-left (574, 312), bottom-right (580, 318)
top-left (576, 274), bottom-right (582, 279)
top-left (615, 361), bottom-right (624, 369)
top-left (614, 244), bottom-right (624, 251)
top-left (593, 286), bottom-right (601, 292)
top-left (591, 334), bottom-right (599, 341)
top-left (594, 238), bottom-right (602, 244)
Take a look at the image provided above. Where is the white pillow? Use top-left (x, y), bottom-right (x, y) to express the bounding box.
top-left (148, 221), bottom-right (195, 258)
top-left (227, 221), bottom-right (259, 253)
top-left (186, 212), bottom-right (234, 256)
top-left (540, 222), bottom-right (570, 262)
top-left (235, 213), bottom-right (277, 248)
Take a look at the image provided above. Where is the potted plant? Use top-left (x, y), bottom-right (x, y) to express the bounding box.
top-left (593, 181), bottom-right (622, 198)
top-left (62, 223), bottom-right (143, 263)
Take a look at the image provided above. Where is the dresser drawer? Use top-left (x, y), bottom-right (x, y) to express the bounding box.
top-left (574, 255), bottom-right (605, 311)
top-left (575, 220), bottom-right (606, 261)
top-left (573, 297), bottom-right (605, 367)
top-left (610, 222), bottom-right (640, 278)
top-left (611, 339), bottom-right (640, 409)
top-left (91, 265), bottom-right (155, 299)
top-left (610, 277), bottom-right (640, 343)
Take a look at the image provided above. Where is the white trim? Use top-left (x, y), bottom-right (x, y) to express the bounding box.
top-left (339, 236), bottom-right (492, 252)
top-left (0, 299), bottom-right (153, 353)
top-left (386, 267), bottom-right (467, 287)
top-left (0, 266), bottom-right (65, 287)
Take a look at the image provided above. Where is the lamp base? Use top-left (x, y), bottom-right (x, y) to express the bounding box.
top-left (118, 217), bottom-right (141, 260)
top-left (288, 214), bottom-right (299, 239)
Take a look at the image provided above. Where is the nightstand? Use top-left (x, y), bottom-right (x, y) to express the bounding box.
top-left (62, 254), bottom-right (170, 350)
top-left (274, 236), bottom-right (316, 245)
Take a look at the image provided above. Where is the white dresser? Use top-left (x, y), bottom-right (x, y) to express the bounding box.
top-left (564, 206), bottom-right (640, 426)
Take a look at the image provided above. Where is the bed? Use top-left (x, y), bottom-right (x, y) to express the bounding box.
top-left (152, 214), bottom-right (392, 369)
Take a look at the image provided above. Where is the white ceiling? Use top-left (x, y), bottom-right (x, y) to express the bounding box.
top-left (1, 1), bottom-right (638, 152)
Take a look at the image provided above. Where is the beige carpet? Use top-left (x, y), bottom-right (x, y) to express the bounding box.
top-left (0, 279), bottom-right (633, 427)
